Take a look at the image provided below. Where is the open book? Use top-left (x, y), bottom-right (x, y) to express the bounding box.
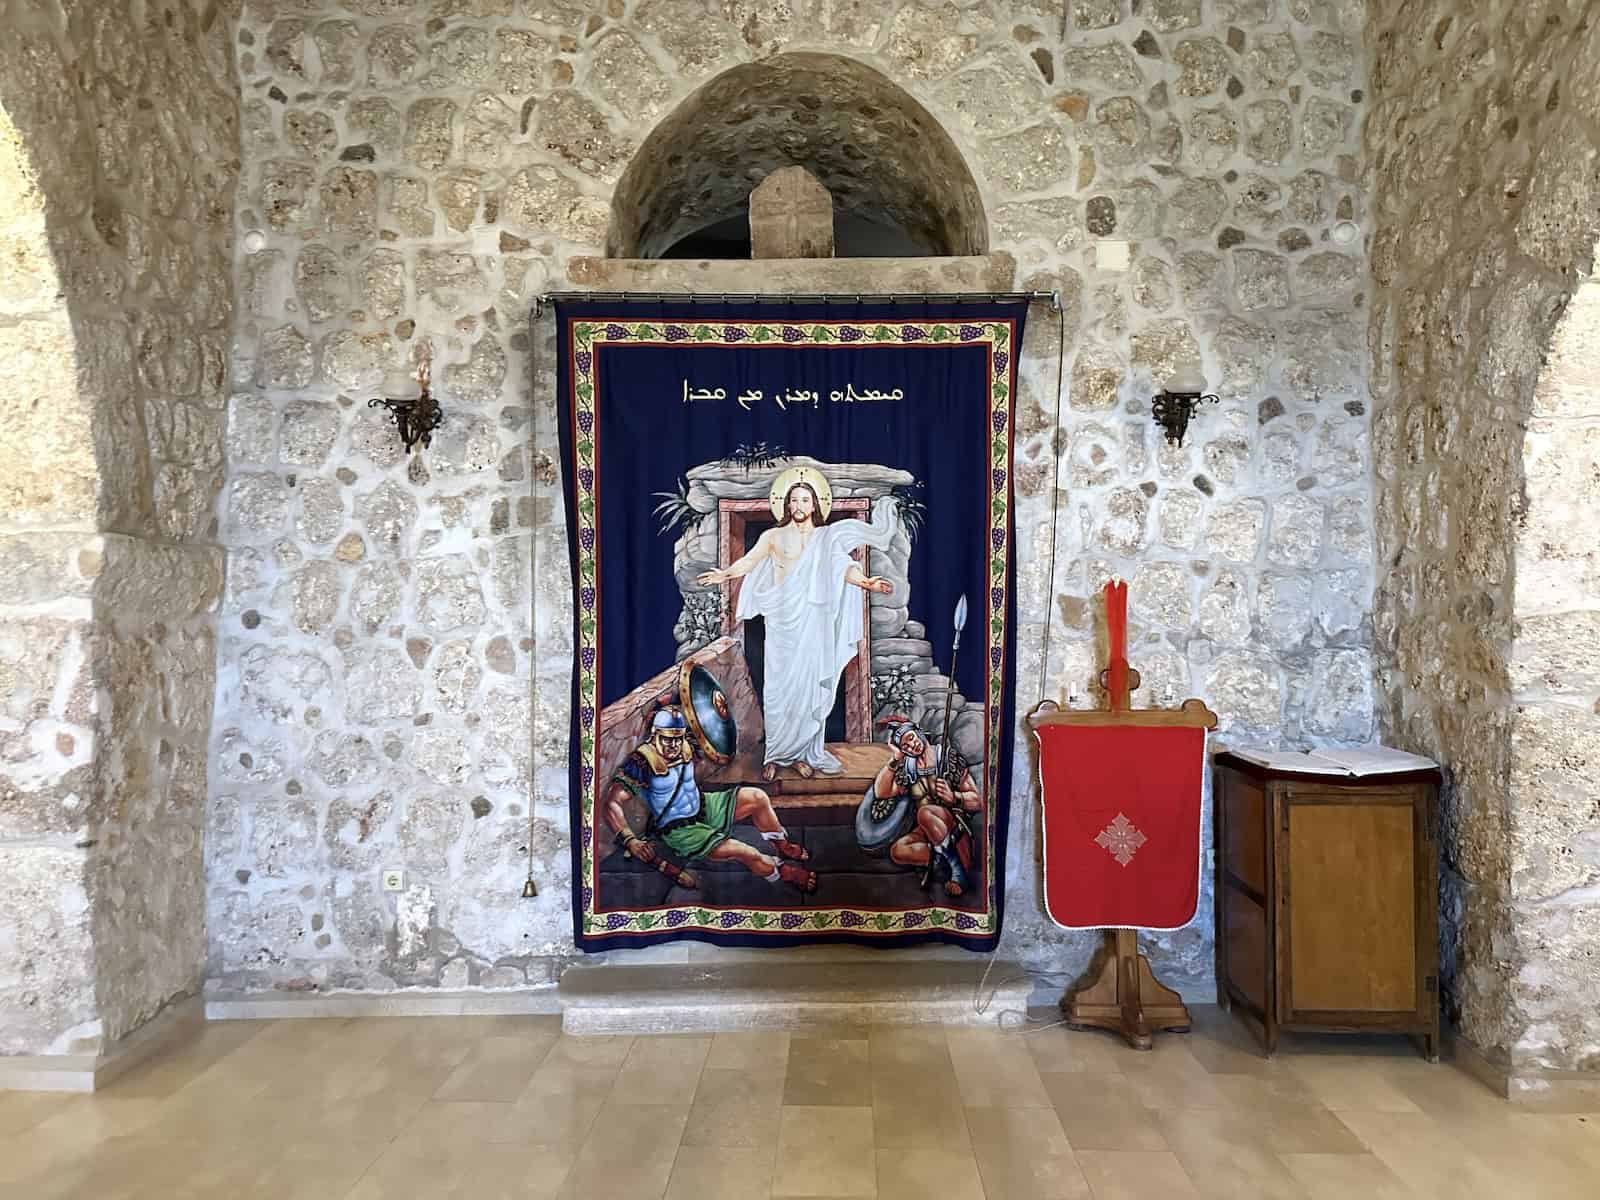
top-left (1225, 745), bottom-right (1438, 777)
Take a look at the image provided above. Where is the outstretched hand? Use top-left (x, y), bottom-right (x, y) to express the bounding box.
top-left (860, 576), bottom-right (892, 594)
top-left (695, 568), bottom-right (725, 587)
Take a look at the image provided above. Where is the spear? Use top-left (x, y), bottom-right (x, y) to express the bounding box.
top-left (940, 594), bottom-right (968, 760)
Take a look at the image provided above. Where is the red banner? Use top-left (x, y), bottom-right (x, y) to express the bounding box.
top-left (1035, 724), bottom-right (1207, 930)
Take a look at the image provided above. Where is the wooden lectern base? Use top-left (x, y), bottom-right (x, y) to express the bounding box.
top-left (1062, 929), bottom-right (1191, 1051)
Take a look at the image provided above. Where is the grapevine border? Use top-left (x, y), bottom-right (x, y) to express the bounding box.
top-left (566, 317), bottom-right (1018, 942)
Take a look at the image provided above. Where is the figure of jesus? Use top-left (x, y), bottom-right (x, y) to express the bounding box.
top-left (697, 467), bottom-right (899, 780)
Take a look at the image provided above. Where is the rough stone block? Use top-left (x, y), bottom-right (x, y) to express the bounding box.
top-left (749, 166), bottom-right (835, 260)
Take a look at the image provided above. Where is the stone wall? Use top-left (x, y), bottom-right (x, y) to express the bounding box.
top-left (0, 0), bottom-right (238, 1055)
top-left (1366, 0), bottom-right (1600, 1075)
top-left (217, 0), bottom-right (1374, 997)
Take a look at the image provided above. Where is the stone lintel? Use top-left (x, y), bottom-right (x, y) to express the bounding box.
top-left (562, 253), bottom-right (1017, 298)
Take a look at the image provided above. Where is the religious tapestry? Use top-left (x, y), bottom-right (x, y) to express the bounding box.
top-left (553, 299), bottom-right (1028, 951)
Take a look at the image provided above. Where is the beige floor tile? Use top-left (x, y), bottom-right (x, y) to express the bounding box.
top-left (1075, 1149), bottom-right (1201, 1199)
top-left (433, 1032), bottom-right (559, 1102)
top-left (614, 1034), bottom-right (714, 1106)
top-left (872, 1072), bottom-right (970, 1149)
top-left (1446, 1110), bottom-right (1600, 1198)
top-left (22, 1095), bottom-right (168, 1144)
top-left (555, 1100), bottom-right (689, 1200)
top-left (875, 1146), bottom-right (986, 1200)
top-left (0, 1091), bottom-right (73, 1138)
top-left (707, 1030), bottom-right (792, 1070)
top-left (788, 1022), bottom-right (872, 1043)
top-left (666, 1145), bottom-right (777, 1200)
top-left (1285, 1057), bottom-right (1425, 1113)
top-left (221, 1136), bottom-right (391, 1200)
top-left (1205, 1068), bottom-right (1324, 1111)
top-left (503, 1073), bottom-right (611, 1147)
top-left (399, 1099), bottom-right (520, 1146)
top-left (1023, 1026), bottom-right (1129, 1074)
top-left (576, 1097), bottom-right (692, 1162)
top-left (265, 1062), bottom-right (456, 1143)
top-left (1259, 1106), bottom-right (1369, 1155)
top-left (1055, 1106), bottom-right (1170, 1154)
top-left (975, 1143), bottom-right (1094, 1200)
top-left (543, 1033), bottom-right (636, 1069)
top-left (103, 1020), bottom-right (272, 1101)
top-left (2, 1133), bottom-right (237, 1200)
top-left (348, 1140), bottom-right (576, 1200)
top-left (1334, 1109), bottom-right (1515, 1200)
top-left (966, 1106), bottom-right (1072, 1151)
top-left (947, 1030), bottom-right (1052, 1108)
top-left (1122, 1066), bottom-right (1230, 1111)
top-left (681, 1067), bottom-right (786, 1148)
top-left (1277, 1152), bottom-right (1415, 1199)
top-left (375, 1022), bottom-right (484, 1074)
top-left (1043, 1071), bottom-right (1168, 1153)
top-left (1382, 1060), bottom-right (1514, 1123)
top-left (772, 1105), bottom-right (876, 1197)
top-left (557, 1153), bottom-right (678, 1199)
top-left (868, 1026), bottom-right (954, 1071)
top-left (1156, 1109), bottom-right (1309, 1200)
top-left (784, 1036), bottom-right (872, 1106)
top-left (968, 1107), bottom-right (1091, 1200)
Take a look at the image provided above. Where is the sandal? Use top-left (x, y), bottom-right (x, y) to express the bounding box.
top-left (778, 863), bottom-right (818, 893)
top-left (771, 838), bottom-right (810, 862)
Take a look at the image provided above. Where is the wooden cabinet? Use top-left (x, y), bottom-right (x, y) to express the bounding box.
top-left (1212, 752), bottom-right (1441, 1060)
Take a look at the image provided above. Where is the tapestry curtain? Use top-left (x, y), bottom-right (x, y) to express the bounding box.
top-left (554, 299), bottom-right (1027, 951)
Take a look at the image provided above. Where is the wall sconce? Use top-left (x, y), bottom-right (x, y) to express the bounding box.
top-left (1151, 359), bottom-right (1219, 447)
top-left (368, 360), bottom-right (443, 453)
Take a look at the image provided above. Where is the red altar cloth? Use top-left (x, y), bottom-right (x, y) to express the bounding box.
top-left (1034, 723), bottom-right (1207, 930)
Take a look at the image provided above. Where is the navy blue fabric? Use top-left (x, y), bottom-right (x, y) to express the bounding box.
top-left (554, 299), bottom-right (1027, 952)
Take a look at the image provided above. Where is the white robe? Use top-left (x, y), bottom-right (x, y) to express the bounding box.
top-left (736, 496), bottom-right (900, 773)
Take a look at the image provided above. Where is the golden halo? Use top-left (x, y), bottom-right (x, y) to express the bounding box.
top-left (768, 465), bottom-right (833, 521)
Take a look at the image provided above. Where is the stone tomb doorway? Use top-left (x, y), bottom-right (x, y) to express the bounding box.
top-left (717, 496), bottom-right (873, 750)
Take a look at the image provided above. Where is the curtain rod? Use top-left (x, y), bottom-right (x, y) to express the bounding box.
top-left (530, 289), bottom-right (1060, 318)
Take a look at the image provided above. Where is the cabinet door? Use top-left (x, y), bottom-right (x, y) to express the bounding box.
top-left (1277, 787), bottom-right (1427, 1026)
top-left (1217, 769), bottom-right (1272, 1021)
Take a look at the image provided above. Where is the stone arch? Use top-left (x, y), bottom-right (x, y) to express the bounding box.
top-left (0, 3), bottom-right (239, 1060)
top-left (606, 53), bottom-right (988, 260)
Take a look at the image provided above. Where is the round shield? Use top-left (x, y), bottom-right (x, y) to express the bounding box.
top-left (679, 661), bottom-right (736, 764)
top-left (855, 789), bottom-right (913, 857)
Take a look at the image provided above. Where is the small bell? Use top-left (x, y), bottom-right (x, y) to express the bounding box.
top-left (521, 876), bottom-right (538, 898)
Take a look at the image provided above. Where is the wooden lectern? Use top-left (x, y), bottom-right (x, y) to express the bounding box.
top-left (1027, 581), bottom-right (1217, 1051)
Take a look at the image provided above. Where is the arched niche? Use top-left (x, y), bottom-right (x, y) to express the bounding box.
top-left (606, 53), bottom-right (988, 260)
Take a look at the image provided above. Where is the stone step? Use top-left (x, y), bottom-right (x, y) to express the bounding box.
top-left (873, 636), bottom-right (934, 658)
top-left (560, 960), bottom-right (1031, 1034)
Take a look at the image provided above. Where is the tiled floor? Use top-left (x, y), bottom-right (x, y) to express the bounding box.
top-left (2, 1005), bottom-right (1597, 1198)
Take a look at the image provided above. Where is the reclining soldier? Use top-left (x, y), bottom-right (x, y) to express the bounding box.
top-left (602, 707), bottom-right (818, 893)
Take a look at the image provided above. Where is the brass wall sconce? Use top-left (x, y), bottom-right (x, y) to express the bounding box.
top-left (368, 360), bottom-right (443, 452)
top-left (1151, 360), bottom-right (1219, 447)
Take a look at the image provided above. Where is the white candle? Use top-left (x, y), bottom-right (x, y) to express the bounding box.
top-left (379, 370), bottom-right (421, 400)
top-left (1165, 359), bottom-right (1206, 393)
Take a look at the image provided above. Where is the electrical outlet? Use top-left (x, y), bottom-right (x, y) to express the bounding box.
top-left (382, 868), bottom-right (404, 892)
top-left (1097, 239), bottom-right (1131, 271)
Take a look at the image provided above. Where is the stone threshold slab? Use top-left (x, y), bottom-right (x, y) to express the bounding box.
top-left (0, 996), bottom-right (203, 1094)
top-left (205, 986), bottom-right (561, 1021)
top-left (559, 959), bottom-right (1031, 1035)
